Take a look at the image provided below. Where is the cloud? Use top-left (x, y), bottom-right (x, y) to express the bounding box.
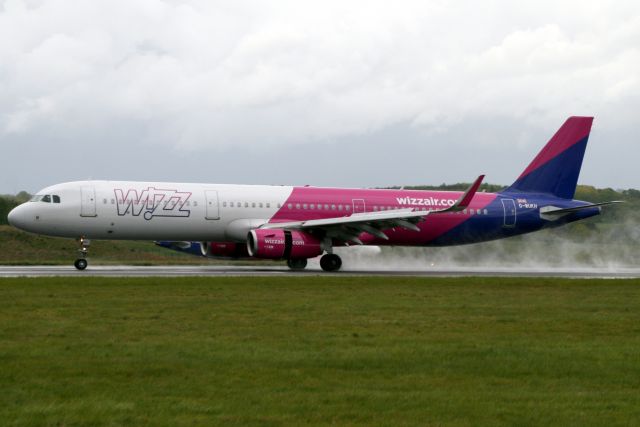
top-left (0, 0), bottom-right (639, 159)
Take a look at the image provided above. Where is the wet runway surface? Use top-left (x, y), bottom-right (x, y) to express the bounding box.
top-left (0, 265), bottom-right (639, 278)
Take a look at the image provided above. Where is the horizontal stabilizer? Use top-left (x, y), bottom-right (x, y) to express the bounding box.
top-left (540, 201), bottom-right (623, 220)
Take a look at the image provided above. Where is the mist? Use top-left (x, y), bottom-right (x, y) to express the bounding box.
top-left (330, 210), bottom-right (639, 271)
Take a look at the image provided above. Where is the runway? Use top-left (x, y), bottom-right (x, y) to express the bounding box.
top-left (0, 265), bottom-right (639, 278)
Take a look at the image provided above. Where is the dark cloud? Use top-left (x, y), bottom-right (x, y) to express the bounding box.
top-left (1, 0), bottom-right (638, 192)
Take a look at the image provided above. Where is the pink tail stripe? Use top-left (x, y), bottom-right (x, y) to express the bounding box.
top-left (518, 116), bottom-right (593, 179)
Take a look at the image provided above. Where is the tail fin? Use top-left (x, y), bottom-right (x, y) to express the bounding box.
top-left (504, 116), bottom-right (593, 199)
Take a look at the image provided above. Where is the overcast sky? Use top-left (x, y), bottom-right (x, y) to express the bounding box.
top-left (1, 0), bottom-right (638, 193)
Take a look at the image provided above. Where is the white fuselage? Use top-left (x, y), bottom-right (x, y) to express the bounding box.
top-left (8, 181), bottom-right (294, 242)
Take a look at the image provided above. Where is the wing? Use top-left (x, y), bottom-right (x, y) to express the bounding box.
top-left (260, 175), bottom-right (485, 244)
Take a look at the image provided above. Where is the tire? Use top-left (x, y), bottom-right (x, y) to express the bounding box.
top-left (74, 259), bottom-right (88, 270)
top-left (287, 258), bottom-right (308, 270)
top-left (320, 254), bottom-right (342, 272)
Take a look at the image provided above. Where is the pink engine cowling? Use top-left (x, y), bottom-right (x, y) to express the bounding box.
top-left (247, 229), bottom-right (323, 259)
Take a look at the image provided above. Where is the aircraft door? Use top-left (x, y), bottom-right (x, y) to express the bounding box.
top-left (80, 186), bottom-right (97, 217)
top-left (501, 198), bottom-right (516, 227)
top-left (352, 199), bottom-right (366, 214)
top-left (205, 190), bottom-right (220, 220)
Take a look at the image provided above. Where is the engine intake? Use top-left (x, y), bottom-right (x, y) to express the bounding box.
top-left (247, 229), bottom-right (323, 259)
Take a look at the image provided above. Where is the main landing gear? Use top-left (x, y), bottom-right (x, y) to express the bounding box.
top-left (74, 237), bottom-right (90, 270)
top-left (286, 254), bottom-right (343, 271)
top-left (287, 258), bottom-right (308, 270)
top-left (320, 253), bottom-right (342, 272)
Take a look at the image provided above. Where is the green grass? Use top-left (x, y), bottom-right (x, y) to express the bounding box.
top-left (0, 225), bottom-right (205, 265)
top-left (1, 277), bottom-right (639, 426)
top-left (0, 226), bottom-right (283, 266)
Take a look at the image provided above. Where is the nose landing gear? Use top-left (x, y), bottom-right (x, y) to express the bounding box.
top-left (74, 237), bottom-right (90, 270)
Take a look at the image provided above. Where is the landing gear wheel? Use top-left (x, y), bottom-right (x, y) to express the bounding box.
top-left (320, 254), bottom-right (342, 272)
top-left (287, 258), bottom-right (308, 270)
top-left (74, 259), bottom-right (88, 270)
top-left (74, 236), bottom-right (90, 271)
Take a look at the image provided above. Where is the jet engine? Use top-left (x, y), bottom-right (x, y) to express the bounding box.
top-left (247, 229), bottom-right (323, 259)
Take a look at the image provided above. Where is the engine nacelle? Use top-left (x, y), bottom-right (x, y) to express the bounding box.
top-left (247, 229), bottom-right (323, 259)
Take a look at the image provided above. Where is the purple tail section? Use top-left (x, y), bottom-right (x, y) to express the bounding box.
top-left (504, 116), bottom-right (593, 199)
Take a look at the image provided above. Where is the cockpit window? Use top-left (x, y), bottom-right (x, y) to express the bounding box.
top-left (29, 194), bottom-right (60, 203)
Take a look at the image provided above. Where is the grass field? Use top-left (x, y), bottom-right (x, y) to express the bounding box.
top-left (0, 225), bottom-right (284, 266)
top-left (1, 277), bottom-right (639, 426)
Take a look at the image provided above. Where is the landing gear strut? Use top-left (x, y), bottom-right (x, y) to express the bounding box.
top-left (320, 253), bottom-right (342, 272)
top-left (74, 237), bottom-right (90, 270)
top-left (287, 258), bottom-right (308, 270)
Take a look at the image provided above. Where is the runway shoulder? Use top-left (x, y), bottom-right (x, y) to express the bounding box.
top-left (0, 265), bottom-right (639, 278)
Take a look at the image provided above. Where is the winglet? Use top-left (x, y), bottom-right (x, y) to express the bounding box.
top-left (435, 175), bottom-right (484, 213)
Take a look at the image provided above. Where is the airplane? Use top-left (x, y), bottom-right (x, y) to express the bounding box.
top-left (7, 116), bottom-right (621, 271)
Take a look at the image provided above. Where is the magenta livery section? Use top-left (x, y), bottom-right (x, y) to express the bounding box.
top-left (270, 187), bottom-right (497, 246)
top-left (8, 116), bottom-right (621, 271)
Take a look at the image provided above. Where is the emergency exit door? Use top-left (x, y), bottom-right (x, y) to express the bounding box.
top-left (205, 190), bottom-right (220, 220)
top-left (80, 186), bottom-right (97, 217)
top-left (501, 198), bottom-right (516, 227)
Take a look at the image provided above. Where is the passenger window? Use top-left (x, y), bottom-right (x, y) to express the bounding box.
top-left (267, 203), bottom-right (271, 208)
top-left (252, 202), bottom-right (256, 208)
top-left (331, 204), bottom-right (336, 210)
top-left (324, 204), bottom-right (329, 210)
top-left (338, 205), bottom-right (343, 211)
top-left (303, 204), bottom-right (308, 209)
top-left (484, 209), bottom-right (488, 215)
top-left (470, 209), bottom-right (475, 215)
top-left (193, 201), bottom-right (198, 207)
top-left (346, 205), bottom-right (351, 211)
top-left (111, 199), bottom-right (115, 204)
top-left (223, 202), bottom-right (227, 207)
top-left (42, 195), bottom-right (51, 203)
top-left (244, 202), bottom-right (248, 208)
top-left (53, 195), bottom-right (61, 203)
top-left (288, 203), bottom-right (292, 209)
top-left (259, 202), bottom-right (263, 208)
top-left (295, 203), bottom-right (300, 209)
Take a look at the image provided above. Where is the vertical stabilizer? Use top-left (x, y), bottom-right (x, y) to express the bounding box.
top-left (504, 116), bottom-right (593, 199)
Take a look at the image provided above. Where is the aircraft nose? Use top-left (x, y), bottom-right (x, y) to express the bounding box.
top-left (7, 204), bottom-right (27, 230)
